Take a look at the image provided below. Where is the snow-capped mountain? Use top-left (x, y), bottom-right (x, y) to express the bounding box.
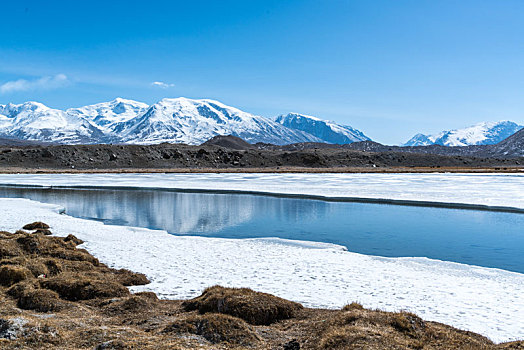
top-left (404, 121), bottom-right (523, 147)
top-left (275, 113), bottom-right (370, 144)
top-left (0, 98), bottom-right (326, 145)
top-left (117, 98), bottom-right (323, 145)
top-left (0, 101), bottom-right (106, 144)
top-left (67, 98), bottom-right (149, 134)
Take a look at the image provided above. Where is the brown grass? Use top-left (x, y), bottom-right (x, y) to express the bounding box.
top-left (163, 313), bottom-right (261, 345)
top-left (47, 248), bottom-right (100, 265)
top-left (16, 234), bottom-right (42, 254)
top-left (63, 234), bottom-right (84, 246)
top-left (113, 268), bottom-right (150, 286)
top-left (43, 258), bottom-right (63, 275)
top-left (183, 285), bottom-right (303, 325)
top-left (102, 295), bottom-right (157, 315)
top-left (342, 302), bottom-right (364, 311)
top-left (22, 222), bottom-right (50, 230)
top-left (0, 265), bottom-right (32, 286)
top-left (0, 240), bottom-right (22, 259)
top-left (41, 273), bottom-right (129, 301)
top-left (34, 229), bottom-right (52, 235)
top-left (6, 280), bottom-right (39, 298)
top-left (303, 308), bottom-right (496, 350)
top-left (18, 288), bottom-right (62, 312)
top-left (25, 260), bottom-right (49, 277)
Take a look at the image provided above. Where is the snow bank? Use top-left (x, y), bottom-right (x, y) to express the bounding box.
top-left (1, 198), bottom-right (522, 343)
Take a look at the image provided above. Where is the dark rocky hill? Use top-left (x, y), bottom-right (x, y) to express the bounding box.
top-left (270, 128), bottom-right (523, 159)
top-left (202, 135), bottom-right (255, 150)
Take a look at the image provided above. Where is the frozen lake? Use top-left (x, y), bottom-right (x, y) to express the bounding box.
top-left (1, 185), bottom-right (523, 273)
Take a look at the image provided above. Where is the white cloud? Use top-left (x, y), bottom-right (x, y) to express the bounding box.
top-left (0, 74), bottom-right (69, 94)
top-left (151, 81), bottom-right (174, 89)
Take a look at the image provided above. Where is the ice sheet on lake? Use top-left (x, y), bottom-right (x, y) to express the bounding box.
top-left (0, 173), bottom-right (522, 209)
top-left (1, 198), bottom-right (522, 343)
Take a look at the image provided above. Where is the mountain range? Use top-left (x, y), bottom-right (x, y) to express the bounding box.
top-left (404, 121), bottom-right (523, 147)
top-left (0, 98), bottom-right (366, 146)
top-left (0, 97), bottom-right (522, 149)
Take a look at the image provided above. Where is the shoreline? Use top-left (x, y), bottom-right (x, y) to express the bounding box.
top-left (1, 172), bottom-right (522, 211)
top-left (1, 197), bottom-right (523, 343)
top-left (0, 165), bottom-right (523, 174)
top-left (2, 224), bottom-right (521, 348)
top-left (1, 182), bottom-right (523, 214)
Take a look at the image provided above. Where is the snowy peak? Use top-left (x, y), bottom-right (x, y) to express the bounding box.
top-left (276, 113), bottom-right (370, 144)
top-left (404, 133), bottom-right (432, 146)
top-left (0, 101), bottom-right (49, 118)
top-left (66, 98), bottom-right (149, 132)
top-left (0, 101), bottom-right (106, 144)
top-left (404, 121), bottom-right (523, 146)
top-left (0, 97), bottom-right (375, 146)
top-left (119, 97), bottom-right (322, 145)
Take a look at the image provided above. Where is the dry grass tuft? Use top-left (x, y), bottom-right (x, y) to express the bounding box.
top-left (41, 273), bottom-right (130, 301)
top-left (113, 268), bottom-right (150, 286)
top-left (306, 307), bottom-right (498, 350)
top-left (390, 312), bottom-right (426, 337)
top-left (342, 302), bottom-right (364, 311)
top-left (319, 326), bottom-right (369, 349)
top-left (183, 285), bottom-right (303, 325)
top-left (23, 222), bottom-right (50, 230)
top-left (47, 248), bottom-right (99, 265)
top-left (25, 260), bottom-right (49, 277)
top-left (34, 229), bottom-right (53, 235)
top-left (0, 240), bottom-right (21, 259)
top-left (0, 265), bottom-right (32, 286)
top-left (6, 280), bottom-right (39, 298)
top-left (102, 295), bottom-right (157, 315)
top-left (163, 313), bottom-right (261, 345)
top-left (18, 288), bottom-right (62, 312)
top-left (133, 291), bottom-right (159, 301)
top-left (16, 234), bottom-right (42, 253)
top-left (43, 258), bottom-right (63, 275)
top-left (497, 341), bottom-right (524, 349)
top-left (63, 234), bottom-right (84, 246)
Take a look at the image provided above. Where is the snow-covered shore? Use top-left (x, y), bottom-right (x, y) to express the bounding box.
top-left (0, 173), bottom-right (522, 210)
top-left (0, 197), bottom-right (522, 343)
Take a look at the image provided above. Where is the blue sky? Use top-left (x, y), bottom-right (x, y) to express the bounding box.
top-left (0, 0), bottom-right (523, 144)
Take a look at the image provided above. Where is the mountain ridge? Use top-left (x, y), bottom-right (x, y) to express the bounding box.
top-left (1, 98), bottom-right (362, 146)
top-left (1, 98), bottom-right (522, 149)
top-left (275, 113), bottom-right (370, 144)
top-left (404, 121), bottom-right (523, 146)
